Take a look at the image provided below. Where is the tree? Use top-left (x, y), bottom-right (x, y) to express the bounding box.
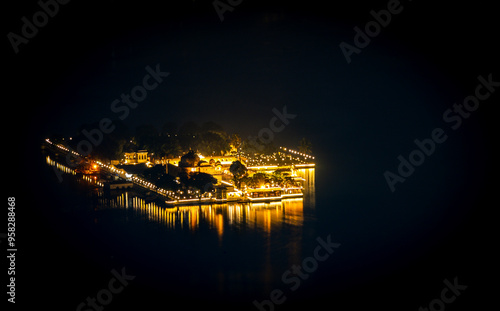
top-left (179, 121), bottom-right (200, 136)
top-left (195, 122), bottom-right (230, 156)
top-left (160, 137), bottom-right (182, 158)
top-left (201, 121), bottom-right (224, 134)
top-left (298, 137), bottom-right (312, 154)
top-left (250, 173), bottom-right (268, 188)
top-left (135, 124), bottom-right (159, 149)
top-left (72, 119), bottom-right (130, 162)
top-left (186, 172), bottom-right (217, 196)
top-left (271, 170), bottom-right (284, 186)
top-left (179, 121), bottom-right (200, 152)
top-left (143, 165), bottom-right (166, 182)
top-left (230, 134), bottom-right (242, 157)
top-left (179, 150), bottom-right (200, 168)
top-left (229, 160), bottom-right (247, 188)
top-left (161, 121), bottom-right (177, 136)
top-left (284, 176), bottom-right (295, 188)
top-left (155, 173), bottom-right (180, 191)
top-left (229, 160), bottom-right (247, 178)
top-left (198, 131), bottom-right (228, 156)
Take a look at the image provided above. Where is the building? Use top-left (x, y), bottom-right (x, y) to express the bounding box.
top-left (165, 153), bottom-right (247, 182)
top-left (124, 150), bottom-right (148, 164)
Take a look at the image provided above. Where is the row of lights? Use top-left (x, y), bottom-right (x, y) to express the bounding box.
top-left (246, 153), bottom-right (312, 166)
top-left (46, 155), bottom-right (76, 175)
top-left (94, 160), bottom-right (170, 195)
top-left (280, 147), bottom-right (315, 160)
top-left (95, 159), bottom-right (211, 200)
top-left (82, 175), bottom-right (104, 187)
top-left (104, 163), bottom-right (209, 200)
top-left (45, 138), bottom-right (80, 157)
top-left (45, 139), bottom-right (209, 201)
top-left (46, 139), bottom-right (307, 202)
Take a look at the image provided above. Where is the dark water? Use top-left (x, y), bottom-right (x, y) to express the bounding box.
top-left (7, 1), bottom-right (497, 309)
top-left (40, 154), bottom-right (322, 306)
top-left (26, 149), bottom-right (489, 311)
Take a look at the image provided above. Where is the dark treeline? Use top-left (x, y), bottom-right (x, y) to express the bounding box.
top-left (51, 119), bottom-right (312, 163)
top-left (63, 119), bottom-right (245, 162)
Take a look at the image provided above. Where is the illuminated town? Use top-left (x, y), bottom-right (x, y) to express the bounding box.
top-left (43, 133), bottom-right (315, 206)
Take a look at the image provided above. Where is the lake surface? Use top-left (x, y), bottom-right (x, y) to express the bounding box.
top-left (35, 150), bottom-right (481, 310)
top-left (42, 153), bottom-right (323, 305)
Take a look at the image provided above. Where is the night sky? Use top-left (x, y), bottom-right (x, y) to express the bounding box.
top-left (4, 0), bottom-right (498, 310)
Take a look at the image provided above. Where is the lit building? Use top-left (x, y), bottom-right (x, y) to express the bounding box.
top-left (124, 150), bottom-right (148, 164)
top-left (166, 154), bottom-right (247, 176)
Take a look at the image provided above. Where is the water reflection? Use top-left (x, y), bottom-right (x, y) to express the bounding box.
top-left (93, 190), bottom-right (305, 235)
top-left (46, 154), bottom-right (314, 236)
top-left (296, 168), bottom-right (315, 206)
top-left (46, 154), bottom-right (316, 295)
top-left (46, 155), bottom-right (76, 175)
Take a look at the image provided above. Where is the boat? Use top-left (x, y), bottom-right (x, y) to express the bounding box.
top-left (245, 186), bottom-right (303, 202)
top-left (164, 186), bottom-right (303, 206)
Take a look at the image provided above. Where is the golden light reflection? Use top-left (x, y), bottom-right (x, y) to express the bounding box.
top-left (296, 168), bottom-right (315, 206)
top-left (46, 154), bottom-right (312, 237)
top-left (46, 155), bottom-right (76, 175)
top-left (94, 192), bottom-right (304, 236)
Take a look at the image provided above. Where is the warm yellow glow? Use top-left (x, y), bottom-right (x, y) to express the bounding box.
top-left (295, 163), bottom-right (315, 167)
top-left (246, 165), bottom-right (279, 169)
top-left (44, 142), bottom-right (314, 235)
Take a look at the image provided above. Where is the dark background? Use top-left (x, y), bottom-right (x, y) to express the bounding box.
top-left (3, 0), bottom-right (498, 310)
